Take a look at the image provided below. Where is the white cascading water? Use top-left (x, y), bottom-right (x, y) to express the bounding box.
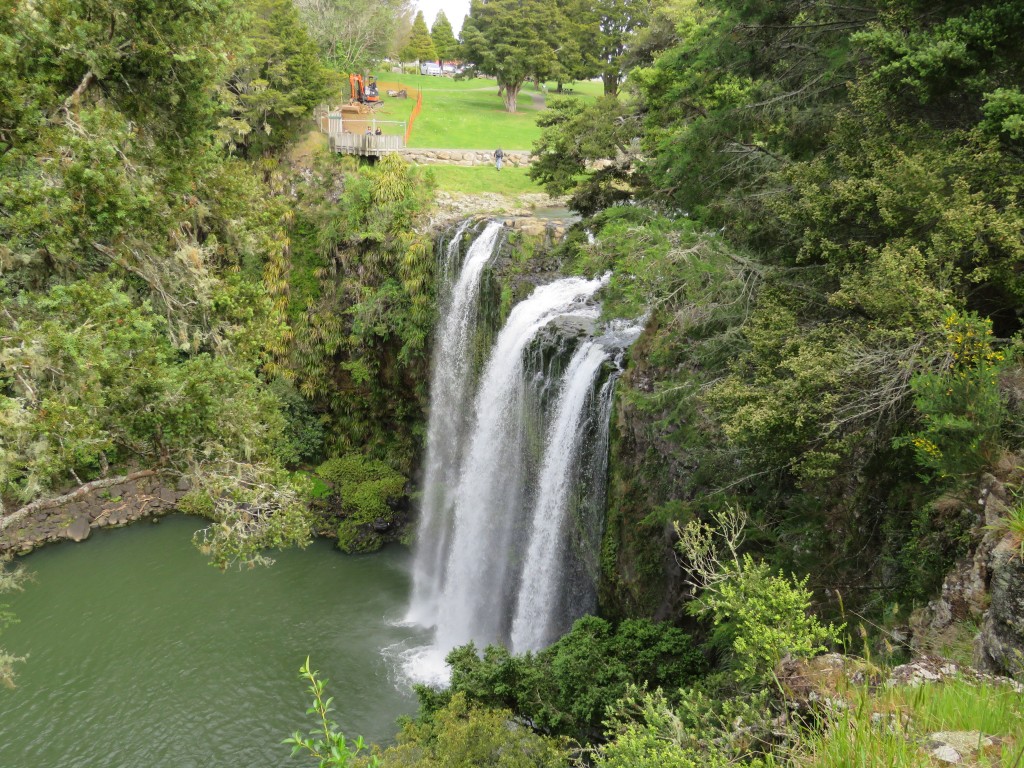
top-left (432, 275), bottom-right (607, 654)
top-left (401, 220), bottom-right (641, 685)
top-left (509, 340), bottom-right (609, 653)
top-left (406, 221), bottom-right (504, 627)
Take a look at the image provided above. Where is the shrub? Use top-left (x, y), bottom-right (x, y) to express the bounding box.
top-left (317, 454), bottom-right (406, 553)
top-left (426, 616), bottom-right (705, 743)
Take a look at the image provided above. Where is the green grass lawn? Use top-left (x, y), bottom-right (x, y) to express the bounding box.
top-left (372, 72), bottom-right (562, 150)
top-left (421, 165), bottom-right (543, 195)
top-left (542, 79), bottom-right (606, 100)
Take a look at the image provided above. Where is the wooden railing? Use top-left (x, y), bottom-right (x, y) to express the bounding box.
top-left (329, 132), bottom-right (405, 155)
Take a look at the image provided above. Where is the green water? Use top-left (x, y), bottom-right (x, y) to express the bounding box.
top-left (0, 515), bottom-right (427, 767)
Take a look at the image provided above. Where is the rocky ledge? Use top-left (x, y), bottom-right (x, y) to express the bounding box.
top-left (0, 471), bottom-right (188, 556)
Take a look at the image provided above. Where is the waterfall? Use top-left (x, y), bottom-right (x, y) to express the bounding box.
top-left (406, 221), bottom-right (504, 627)
top-left (433, 275), bottom-right (606, 652)
top-left (509, 340), bottom-right (609, 652)
top-left (401, 220), bottom-right (639, 685)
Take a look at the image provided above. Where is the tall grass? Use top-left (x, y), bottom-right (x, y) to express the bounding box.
top-left (780, 680), bottom-right (1024, 768)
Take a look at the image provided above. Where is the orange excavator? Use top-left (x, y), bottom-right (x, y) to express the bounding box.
top-left (349, 74), bottom-right (380, 105)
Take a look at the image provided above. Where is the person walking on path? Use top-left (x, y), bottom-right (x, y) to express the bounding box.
top-left (494, 147), bottom-right (504, 171)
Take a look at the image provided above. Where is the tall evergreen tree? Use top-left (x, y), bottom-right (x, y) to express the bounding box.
top-left (405, 10), bottom-right (437, 63)
top-left (431, 11), bottom-right (458, 63)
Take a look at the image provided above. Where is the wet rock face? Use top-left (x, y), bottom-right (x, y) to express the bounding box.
top-left (976, 537), bottom-right (1024, 680)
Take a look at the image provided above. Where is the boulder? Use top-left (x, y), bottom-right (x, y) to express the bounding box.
top-left (776, 653), bottom-right (880, 709)
top-left (65, 514), bottom-right (92, 542)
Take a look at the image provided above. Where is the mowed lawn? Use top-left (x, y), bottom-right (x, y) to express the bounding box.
top-left (372, 72), bottom-right (551, 150)
top-left (420, 165), bottom-right (543, 195)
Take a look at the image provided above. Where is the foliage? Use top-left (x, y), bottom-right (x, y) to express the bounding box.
top-left (896, 312), bottom-right (1007, 481)
top-left (529, 97), bottom-right (640, 214)
top-left (424, 615), bottom-right (704, 742)
top-left (377, 692), bottom-right (568, 768)
top-left (294, 0), bottom-right (411, 72)
top-left (190, 462), bottom-right (314, 570)
top-left (0, 557), bottom-right (26, 689)
top-left (429, 12), bottom-right (458, 63)
top-left (284, 657), bottom-right (380, 767)
top-left (0, 0), bottom-right (333, 570)
top-left (316, 454), bottom-right (406, 553)
top-left (677, 508), bottom-right (842, 688)
top-left (459, 0), bottom-right (564, 112)
top-left (592, 686), bottom-right (772, 768)
top-left (221, 0), bottom-right (334, 157)
top-left (0, 279), bottom-right (289, 500)
top-left (403, 11), bottom-right (437, 64)
top-left (289, 153), bottom-right (436, 471)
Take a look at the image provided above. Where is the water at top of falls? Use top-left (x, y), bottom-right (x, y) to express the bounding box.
top-left (406, 221), bottom-right (505, 627)
top-left (431, 274), bottom-right (608, 652)
top-left (509, 340), bottom-right (610, 653)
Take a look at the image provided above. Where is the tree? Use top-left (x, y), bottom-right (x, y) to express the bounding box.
top-left (459, 0), bottom-right (563, 112)
top-left (594, 0), bottom-right (656, 96)
top-left (294, 0), bottom-right (412, 72)
top-left (223, 0), bottom-right (333, 157)
top-left (529, 96), bottom-right (640, 214)
top-left (404, 10), bottom-right (436, 63)
top-left (430, 11), bottom-right (458, 63)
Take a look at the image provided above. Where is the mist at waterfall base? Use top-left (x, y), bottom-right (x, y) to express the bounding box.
top-left (400, 221), bottom-right (642, 686)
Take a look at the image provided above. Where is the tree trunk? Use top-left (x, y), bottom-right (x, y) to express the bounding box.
top-left (502, 83), bottom-right (520, 113)
top-left (556, 80), bottom-right (564, 93)
top-left (602, 72), bottom-right (618, 97)
top-left (0, 470), bottom-right (161, 532)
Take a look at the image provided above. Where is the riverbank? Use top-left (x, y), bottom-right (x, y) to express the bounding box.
top-left (0, 471), bottom-right (188, 556)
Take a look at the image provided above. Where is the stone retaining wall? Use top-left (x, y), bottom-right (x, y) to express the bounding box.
top-left (400, 148), bottom-right (533, 167)
top-left (0, 471), bottom-right (189, 556)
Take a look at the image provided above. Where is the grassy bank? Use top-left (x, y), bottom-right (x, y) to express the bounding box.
top-left (421, 165), bottom-right (542, 195)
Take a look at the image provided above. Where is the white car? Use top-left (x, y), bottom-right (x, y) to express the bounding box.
top-left (420, 62), bottom-right (442, 76)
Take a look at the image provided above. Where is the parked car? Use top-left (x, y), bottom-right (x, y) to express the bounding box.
top-left (420, 62), bottom-right (442, 76)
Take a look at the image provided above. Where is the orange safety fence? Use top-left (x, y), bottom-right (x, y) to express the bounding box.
top-left (406, 89), bottom-right (423, 144)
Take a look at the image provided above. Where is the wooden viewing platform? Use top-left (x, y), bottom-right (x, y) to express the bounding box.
top-left (329, 131), bottom-right (405, 156)
top-left (324, 111), bottom-right (406, 156)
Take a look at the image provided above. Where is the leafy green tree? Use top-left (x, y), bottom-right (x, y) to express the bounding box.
top-left (294, 0), bottom-right (412, 72)
top-left (424, 615), bottom-right (703, 742)
top-left (404, 11), bottom-right (437, 63)
top-left (529, 96), bottom-right (640, 214)
top-left (222, 0), bottom-right (333, 157)
top-left (593, 0), bottom-right (657, 96)
top-left (378, 692), bottom-right (568, 768)
top-left (459, 0), bottom-right (564, 112)
top-left (430, 11), bottom-right (458, 63)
